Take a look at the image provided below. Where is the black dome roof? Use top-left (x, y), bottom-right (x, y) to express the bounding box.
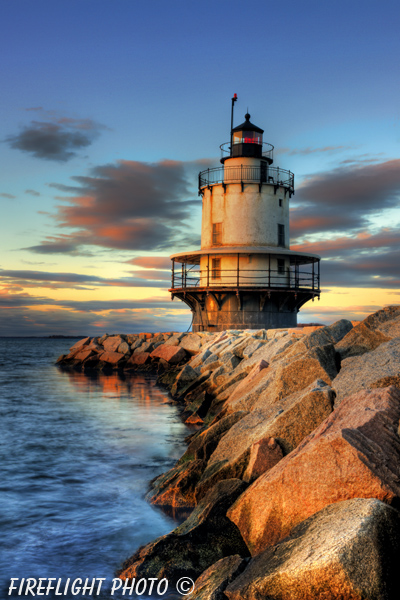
top-left (232, 113), bottom-right (264, 134)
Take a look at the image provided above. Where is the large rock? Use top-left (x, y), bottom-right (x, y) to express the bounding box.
top-left (227, 386), bottom-right (400, 555)
top-left (163, 332), bottom-right (186, 346)
top-left (98, 351), bottom-right (126, 366)
top-left (376, 313), bottom-right (400, 338)
top-left (235, 335), bottom-right (296, 373)
top-left (181, 412), bottom-right (249, 464)
top-left (190, 348), bottom-right (213, 369)
top-left (170, 364), bottom-right (200, 397)
top-left (242, 438), bottom-right (284, 484)
top-left (197, 380), bottom-right (333, 498)
top-left (180, 334), bottom-right (202, 355)
top-left (118, 479), bottom-right (250, 584)
top-left (333, 338), bottom-right (400, 405)
top-left (125, 352), bottom-right (151, 367)
top-left (225, 499), bottom-right (400, 600)
top-left (69, 336), bottom-right (90, 353)
top-left (130, 338), bottom-right (144, 351)
top-left (188, 555), bottom-right (247, 600)
top-left (117, 341), bottom-right (131, 354)
top-left (146, 459), bottom-right (205, 508)
top-left (133, 340), bottom-right (155, 354)
top-left (73, 348), bottom-right (95, 362)
top-left (102, 335), bottom-right (126, 352)
top-left (336, 322), bottom-right (392, 360)
top-left (303, 318), bottom-right (353, 348)
top-left (150, 344), bottom-right (186, 364)
top-left (336, 306), bottom-right (400, 361)
top-left (223, 344), bottom-right (337, 414)
top-left (85, 338), bottom-right (103, 352)
top-left (222, 360), bottom-right (269, 403)
top-left (363, 305), bottom-right (400, 332)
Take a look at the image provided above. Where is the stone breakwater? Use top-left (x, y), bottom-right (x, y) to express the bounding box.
top-left (57, 306), bottom-right (400, 600)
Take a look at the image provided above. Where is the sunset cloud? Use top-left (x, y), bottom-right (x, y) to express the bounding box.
top-left (25, 159), bottom-right (202, 254)
top-left (0, 285), bottom-right (190, 336)
top-left (292, 229), bottom-right (400, 255)
top-left (293, 227), bottom-right (400, 288)
top-left (0, 268), bottom-right (173, 290)
top-left (291, 159), bottom-right (400, 238)
top-left (5, 116), bottom-right (105, 162)
top-left (280, 145), bottom-right (356, 156)
top-left (127, 256), bottom-right (171, 269)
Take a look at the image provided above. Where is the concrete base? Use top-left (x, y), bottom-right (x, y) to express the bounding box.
top-left (172, 288), bottom-right (318, 332)
top-left (174, 289), bottom-right (315, 332)
top-left (192, 309), bottom-right (297, 332)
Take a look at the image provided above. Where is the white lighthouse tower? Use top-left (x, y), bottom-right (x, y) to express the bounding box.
top-left (170, 97), bottom-right (320, 332)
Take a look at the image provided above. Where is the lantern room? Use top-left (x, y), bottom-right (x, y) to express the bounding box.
top-left (231, 113), bottom-right (264, 159)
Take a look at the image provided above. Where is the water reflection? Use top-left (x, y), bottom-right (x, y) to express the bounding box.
top-left (59, 368), bottom-right (174, 408)
top-left (0, 340), bottom-right (190, 599)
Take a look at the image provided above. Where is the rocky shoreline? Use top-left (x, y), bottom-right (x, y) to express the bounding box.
top-left (57, 306), bottom-right (400, 599)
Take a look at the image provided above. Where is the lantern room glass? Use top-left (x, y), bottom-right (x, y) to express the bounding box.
top-left (233, 130), bottom-right (262, 145)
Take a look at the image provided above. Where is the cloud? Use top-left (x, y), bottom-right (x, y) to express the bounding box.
top-left (292, 229), bottom-right (400, 255)
top-left (25, 159), bottom-right (202, 254)
top-left (0, 306), bottom-right (191, 337)
top-left (1, 192), bottom-right (16, 199)
top-left (127, 256), bottom-right (171, 269)
top-left (292, 228), bottom-right (400, 288)
top-left (0, 268), bottom-right (173, 290)
top-left (279, 145), bottom-right (356, 156)
top-left (0, 285), bottom-right (191, 336)
top-left (291, 159), bottom-right (400, 238)
top-left (25, 189), bottom-right (41, 196)
top-left (5, 116), bottom-right (105, 162)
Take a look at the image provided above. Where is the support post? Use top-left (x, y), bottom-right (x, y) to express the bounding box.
top-left (171, 259), bottom-right (175, 288)
top-left (268, 254), bottom-right (271, 287)
top-left (237, 253), bottom-right (240, 287)
top-left (207, 254), bottom-right (210, 287)
top-left (230, 93), bottom-right (237, 154)
top-left (312, 260), bottom-right (315, 290)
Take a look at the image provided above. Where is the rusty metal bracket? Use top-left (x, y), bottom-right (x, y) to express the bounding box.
top-left (236, 290), bottom-right (242, 310)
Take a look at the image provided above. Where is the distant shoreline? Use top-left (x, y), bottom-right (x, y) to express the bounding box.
top-left (0, 335), bottom-right (83, 339)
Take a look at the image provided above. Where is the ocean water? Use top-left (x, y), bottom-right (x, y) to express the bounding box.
top-left (0, 338), bottom-right (189, 599)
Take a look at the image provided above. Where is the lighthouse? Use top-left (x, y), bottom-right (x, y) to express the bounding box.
top-left (169, 98), bottom-right (321, 332)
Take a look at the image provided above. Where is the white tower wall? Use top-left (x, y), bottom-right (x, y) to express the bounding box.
top-left (201, 159), bottom-right (290, 250)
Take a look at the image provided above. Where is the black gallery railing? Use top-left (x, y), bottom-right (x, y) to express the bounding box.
top-left (198, 165), bottom-right (294, 194)
top-left (171, 267), bottom-right (319, 291)
top-left (220, 141), bottom-right (274, 162)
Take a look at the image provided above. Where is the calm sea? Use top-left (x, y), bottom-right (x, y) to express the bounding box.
top-left (0, 338), bottom-right (189, 599)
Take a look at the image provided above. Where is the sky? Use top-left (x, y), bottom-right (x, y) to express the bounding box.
top-left (1, 0), bottom-right (400, 336)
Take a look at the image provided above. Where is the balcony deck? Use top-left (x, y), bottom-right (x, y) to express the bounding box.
top-left (198, 164), bottom-right (294, 195)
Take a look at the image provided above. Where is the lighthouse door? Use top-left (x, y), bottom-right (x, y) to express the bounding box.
top-left (260, 162), bottom-right (267, 183)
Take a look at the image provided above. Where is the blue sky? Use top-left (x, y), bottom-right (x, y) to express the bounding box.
top-left (1, 0), bottom-right (400, 335)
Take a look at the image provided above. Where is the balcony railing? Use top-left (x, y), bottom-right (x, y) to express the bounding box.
top-left (220, 141), bottom-right (274, 162)
top-left (170, 266), bottom-right (319, 292)
top-left (199, 165), bottom-right (294, 194)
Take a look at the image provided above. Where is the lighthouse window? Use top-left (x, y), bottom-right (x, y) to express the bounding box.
top-left (279, 198), bottom-right (283, 207)
top-left (232, 131), bottom-right (262, 145)
top-left (278, 224), bottom-right (285, 246)
top-left (211, 258), bottom-right (221, 280)
top-left (212, 222), bottom-right (222, 245)
top-left (277, 259), bottom-right (285, 274)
